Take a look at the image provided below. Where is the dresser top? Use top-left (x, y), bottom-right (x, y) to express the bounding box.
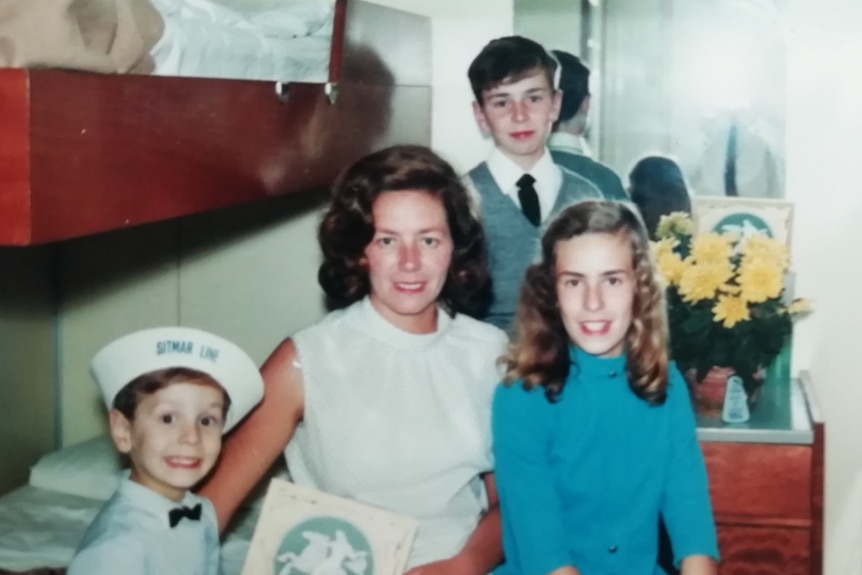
top-left (696, 376), bottom-right (816, 445)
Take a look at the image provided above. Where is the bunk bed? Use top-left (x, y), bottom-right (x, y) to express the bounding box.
top-left (0, 1), bottom-right (431, 571)
top-left (0, 0), bottom-right (432, 246)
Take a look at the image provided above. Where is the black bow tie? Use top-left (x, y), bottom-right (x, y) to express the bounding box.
top-left (168, 503), bottom-right (202, 528)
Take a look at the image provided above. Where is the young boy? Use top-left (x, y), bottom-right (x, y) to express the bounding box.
top-left (466, 36), bottom-right (603, 332)
top-left (67, 326), bottom-right (264, 575)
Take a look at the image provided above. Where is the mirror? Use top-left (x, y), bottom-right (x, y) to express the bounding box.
top-left (515, 0), bottom-right (786, 198)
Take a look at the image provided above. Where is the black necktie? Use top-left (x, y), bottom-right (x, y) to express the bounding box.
top-left (517, 174), bottom-right (541, 226)
top-left (168, 503), bottom-right (202, 528)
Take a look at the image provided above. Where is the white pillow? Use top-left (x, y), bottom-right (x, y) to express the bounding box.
top-left (29, 435), bottom-right (125, 501)
top-left (29, 434), bottom-right (291, 505)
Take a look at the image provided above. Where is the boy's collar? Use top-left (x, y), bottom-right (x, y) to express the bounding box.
top-left (548, 132), bottom-right (591, 157)
top-left (117, 472), bottom-right (200, 529)
top-left (487, 146), bottom-right (558, 193)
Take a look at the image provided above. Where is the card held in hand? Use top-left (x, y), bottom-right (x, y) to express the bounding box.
top-left (241, 478), bottom-right (418, 575)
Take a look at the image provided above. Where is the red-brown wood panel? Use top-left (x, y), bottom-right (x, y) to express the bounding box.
top-left (702, 442), bottom-right (811, 520)
top-left (18, 72), bottom-right (426, 244)
top-left (0, 0), bottom-right (432, 246)
top-left (801, 372), bottom-right (825, 575)
top-left (0, 69), bottom-right (31, 244)
top-left (716, 525), bottom-right (809, 575)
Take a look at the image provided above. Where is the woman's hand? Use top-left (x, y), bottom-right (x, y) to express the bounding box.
top-left (680, 554), bottom-right (718, 575)
top-left (403, 556), bottom-right (475, 575)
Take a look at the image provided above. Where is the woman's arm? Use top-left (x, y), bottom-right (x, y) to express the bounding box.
top-left (198, 338), bottom-right (305, 532)
top-left (404, 473), bottom-right (502, 575)
top-left (680, 554), bottom-right (718, 575)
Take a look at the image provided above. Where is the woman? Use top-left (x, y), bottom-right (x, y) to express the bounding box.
top-left (200, 145), bottom-right (507, 575)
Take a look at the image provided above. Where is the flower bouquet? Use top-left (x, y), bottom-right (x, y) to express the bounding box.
top-left (652, 213), bottom-right (810, 417)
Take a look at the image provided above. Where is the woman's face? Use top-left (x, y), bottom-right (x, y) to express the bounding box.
top-left (364, 190), bottom-right (454, 334)
top-left (554, 231), bottom-right (636, 357)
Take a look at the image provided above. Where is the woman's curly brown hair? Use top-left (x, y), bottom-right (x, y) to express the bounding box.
top-left (504, 200), bottom-right (669, 404)
top-left (318, 145), bottom-right (492, 318)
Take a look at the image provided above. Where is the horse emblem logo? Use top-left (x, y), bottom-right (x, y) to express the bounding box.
top-left (274, 517), bottom-right (373, 575)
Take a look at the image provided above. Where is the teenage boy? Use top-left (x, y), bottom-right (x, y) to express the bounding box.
top-left (466, 36), bottom-right (602, 332)
top-left (68, 326), bottom-right (264, 575)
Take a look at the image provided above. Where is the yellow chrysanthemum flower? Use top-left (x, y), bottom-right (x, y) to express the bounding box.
top-left (786, 297), bottom-right (812, 315)
top-left (678, 260), bottom-right (734, 302)
top-left (737, 259), bottom-right (784, 303)
top-left (712, 294), bottom-right (751, 328)
top-left (689, 233), bottom-right (734, 265)
top-left (656, 251), bottom-right (687, 286)
top-left (651, 238), bottom-right (676, 259)
top-left (741, 235), bottom-right (790, 271)
top-left (655, 212), bottom-right (695, 240)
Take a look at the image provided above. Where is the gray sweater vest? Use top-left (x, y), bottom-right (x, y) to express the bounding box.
top-left (468, 162), bottom-right (602, 333)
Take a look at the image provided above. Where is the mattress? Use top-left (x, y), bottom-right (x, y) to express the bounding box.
top-left (0, 485), bottom-right (261, 574)
top-left (150, 0), bottom-right (333, 83)
top-left (0, 0), bottom-right (334, 81)
top-left (149, 0), bottom-right (334, 81)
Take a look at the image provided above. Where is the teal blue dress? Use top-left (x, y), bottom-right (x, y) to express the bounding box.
top-left (492, 346), bottom-right (718, 575)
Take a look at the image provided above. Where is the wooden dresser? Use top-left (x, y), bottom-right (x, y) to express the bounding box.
top-left (697, 371), bottom-right (824, 575)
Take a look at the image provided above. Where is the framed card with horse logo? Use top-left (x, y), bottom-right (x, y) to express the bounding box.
top-left (692, 197), bottom-right (795, 248)
top-left (241, 478), bottom-right (417, 575)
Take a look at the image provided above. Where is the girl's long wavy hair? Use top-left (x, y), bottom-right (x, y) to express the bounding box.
top-left (504, 200), bottom-right (669, 404)
top-left (318, 145), bottom-right (491, 318)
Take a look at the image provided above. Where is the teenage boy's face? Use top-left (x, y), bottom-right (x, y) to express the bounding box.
top-left (110, 381), bottom-right (225, 502)
top-left (473, 69), bottom-right (561, 170)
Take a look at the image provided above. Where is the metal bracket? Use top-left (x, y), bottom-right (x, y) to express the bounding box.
top-left (325, 81), bottom-right (339, 105)
top-left (274, 81), bottom-right (290, 103)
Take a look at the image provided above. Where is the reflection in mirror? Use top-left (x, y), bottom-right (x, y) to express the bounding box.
top-left (515, 0), bottom-right (786, 198)
top-left (0, 0), bottom-right (335, 82)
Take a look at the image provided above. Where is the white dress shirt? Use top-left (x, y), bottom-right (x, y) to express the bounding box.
top-left (483, 147), bottom-right (563, 223)
top-left (68, 477), bottom-right (220, 575)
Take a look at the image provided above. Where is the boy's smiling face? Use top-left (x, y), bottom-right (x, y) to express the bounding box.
top-left (110, 381), bottom-right (225, 502)
top-left (473, 68), bottom-right (561, 170)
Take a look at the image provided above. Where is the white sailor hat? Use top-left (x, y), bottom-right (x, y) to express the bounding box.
top-left (90, 326), bottom-right (264, 433)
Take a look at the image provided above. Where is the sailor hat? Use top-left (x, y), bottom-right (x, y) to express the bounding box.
top-left (90, 326), bottom-right (264, 433)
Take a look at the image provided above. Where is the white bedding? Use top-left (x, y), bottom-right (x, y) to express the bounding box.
top-left (149, 0), bottom-right (335, 81)
top-left (0, 435), bottom-right (283, 574)
top-left (0, 485), bottom-right (261, 574)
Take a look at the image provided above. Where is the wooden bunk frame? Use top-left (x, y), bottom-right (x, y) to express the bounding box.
top-left (0, 0), bottom-right (431, 246)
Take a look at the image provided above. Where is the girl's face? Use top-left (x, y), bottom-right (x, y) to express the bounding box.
top-left (554, 231), bottom-right (636, 358)
top-left (111, 382), bottom-right (225, 502)
top-left (364, 190), bottom-right (454, 334)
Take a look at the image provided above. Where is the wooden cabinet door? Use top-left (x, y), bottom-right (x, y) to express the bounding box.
top-left (716, 525), bottom-right (810, 575)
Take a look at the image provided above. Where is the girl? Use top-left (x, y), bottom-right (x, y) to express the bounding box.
top-left (200, 145), bottom-right (508, 575)
top-left (492, 200), bottom-right (718, 575)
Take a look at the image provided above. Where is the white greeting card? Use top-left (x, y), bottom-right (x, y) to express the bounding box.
top-left (241, 478), bottom-right (417, 575)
